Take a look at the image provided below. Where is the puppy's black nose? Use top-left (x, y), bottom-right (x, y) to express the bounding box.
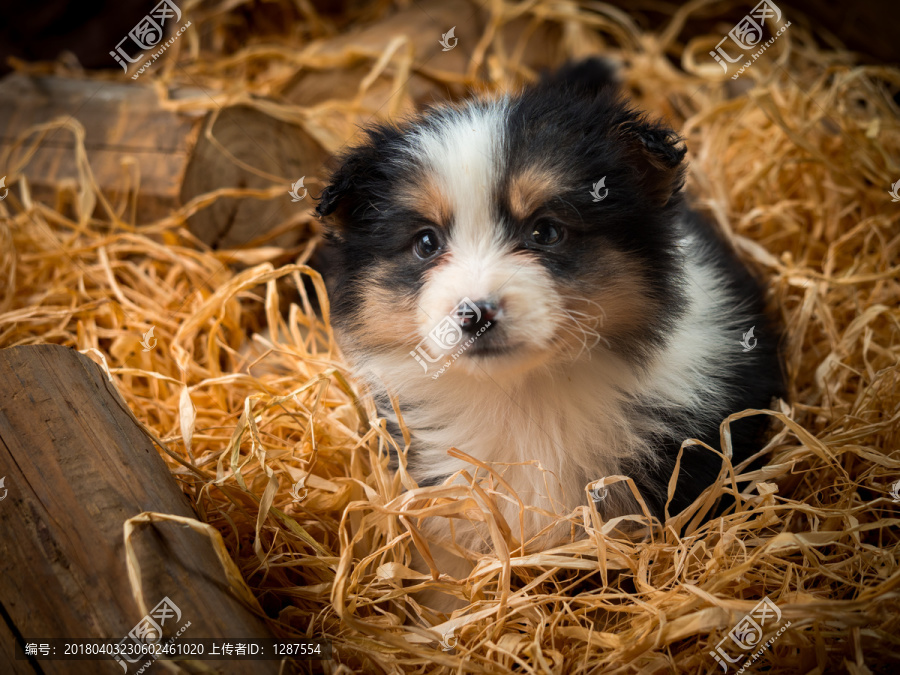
top-left (457, 300), bottom-right (498, 334)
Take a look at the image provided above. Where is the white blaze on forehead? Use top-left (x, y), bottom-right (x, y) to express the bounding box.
top-left (403, 100), bottom-right (560, 355)
top-left (405, 100), bottom-right (510, 313)
top-left (406, 100), bottom-right (507, 251)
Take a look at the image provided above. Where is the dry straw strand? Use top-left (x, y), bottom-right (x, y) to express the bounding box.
top-left (1, 0), bottom-right (899, 672)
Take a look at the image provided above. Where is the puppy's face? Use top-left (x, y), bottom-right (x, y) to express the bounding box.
top-left (317, 68), bottom-right (687, 379)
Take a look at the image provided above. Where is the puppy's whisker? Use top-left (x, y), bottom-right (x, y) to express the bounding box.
top-left (570, 319), bottom-right (609, 353)
top-left (556, 324), bottom-right (590, 360)
top-left (560, 295), bottom-right (608, 327)
top-left (548, 314), bottom-right (584, 349)
top-left (554, 308), bottom-right (608, 359)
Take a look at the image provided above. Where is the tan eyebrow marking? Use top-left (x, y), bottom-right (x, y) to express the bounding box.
top-left (508, 167), bottom-right (561, 221)
top-left (396, 175), bottom-right (452, 228)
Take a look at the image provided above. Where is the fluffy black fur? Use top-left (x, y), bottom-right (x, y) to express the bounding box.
top-left (315, 57), bottom-right (785, 525)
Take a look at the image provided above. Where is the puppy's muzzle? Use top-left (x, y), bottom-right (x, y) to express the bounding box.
top-left (457, 299), bottom-right (499, 334)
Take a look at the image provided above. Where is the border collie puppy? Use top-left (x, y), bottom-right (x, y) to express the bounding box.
top-left (314, 58), bottom-right (783, 582)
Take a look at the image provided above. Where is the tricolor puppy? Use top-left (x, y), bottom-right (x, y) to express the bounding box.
top-left (315, 58), bottom-right (783, 594)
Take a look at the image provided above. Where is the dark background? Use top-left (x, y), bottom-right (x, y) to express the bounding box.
top-left (0, 0), bottom-right (897, 78)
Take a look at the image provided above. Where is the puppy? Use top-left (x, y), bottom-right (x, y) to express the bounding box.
top-left (314, 58), bottom-right (784, 604)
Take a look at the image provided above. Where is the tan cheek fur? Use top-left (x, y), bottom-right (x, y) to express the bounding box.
top-left (555, 252), bottom-right (659, 354)
top-left (506, 168), bottom-right (656, 344)
top-left (351, 264), bottom-right (421, 352)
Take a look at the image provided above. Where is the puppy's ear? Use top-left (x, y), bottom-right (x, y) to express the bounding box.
top-left (315, 145), bottom-right (376, 220)
top-left (315, 128), bottom-right (395, 222)
top-left (315, 166), bottom-right (352, 219)
top-left (538, 57), bottom-right (621, 96)
top-left (618, 116), bottom-right (687, 207)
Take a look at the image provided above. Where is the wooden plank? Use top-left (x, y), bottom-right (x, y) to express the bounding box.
top-left (0, 73), bottom-right (326, 250)
top-left (0, 74), bottom-right (201, 223)
top-left (0, 344), bottom-right (282, 674)
top-left (0, 618), bottom-right (39, 675)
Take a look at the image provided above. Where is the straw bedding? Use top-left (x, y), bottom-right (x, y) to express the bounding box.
top-left (1, 0), bottom-right (899, 672)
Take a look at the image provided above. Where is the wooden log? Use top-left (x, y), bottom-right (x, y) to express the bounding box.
top-left (178, 104), bottom-right (328, 250)
top-left (0, 74), bottom-right (325, 251)
top-left (285, 0), bottom-right (562, 130)
top-left (0, 74), bottom-right (200, 224)
top-left (0, 344), bottom-right (282, 675)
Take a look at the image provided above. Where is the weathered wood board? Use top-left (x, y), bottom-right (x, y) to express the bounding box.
top-left (0, 74), bottom-right (199, 223)
top-left (0, 75), bottom-right (325, 251)
top-left (0, 344), bottom-right (284, 674)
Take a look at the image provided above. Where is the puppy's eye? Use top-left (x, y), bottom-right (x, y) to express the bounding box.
top-left (413, 230), bottom-right (441, 259)
top-left (530, 220), bottom-right (564, 247)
